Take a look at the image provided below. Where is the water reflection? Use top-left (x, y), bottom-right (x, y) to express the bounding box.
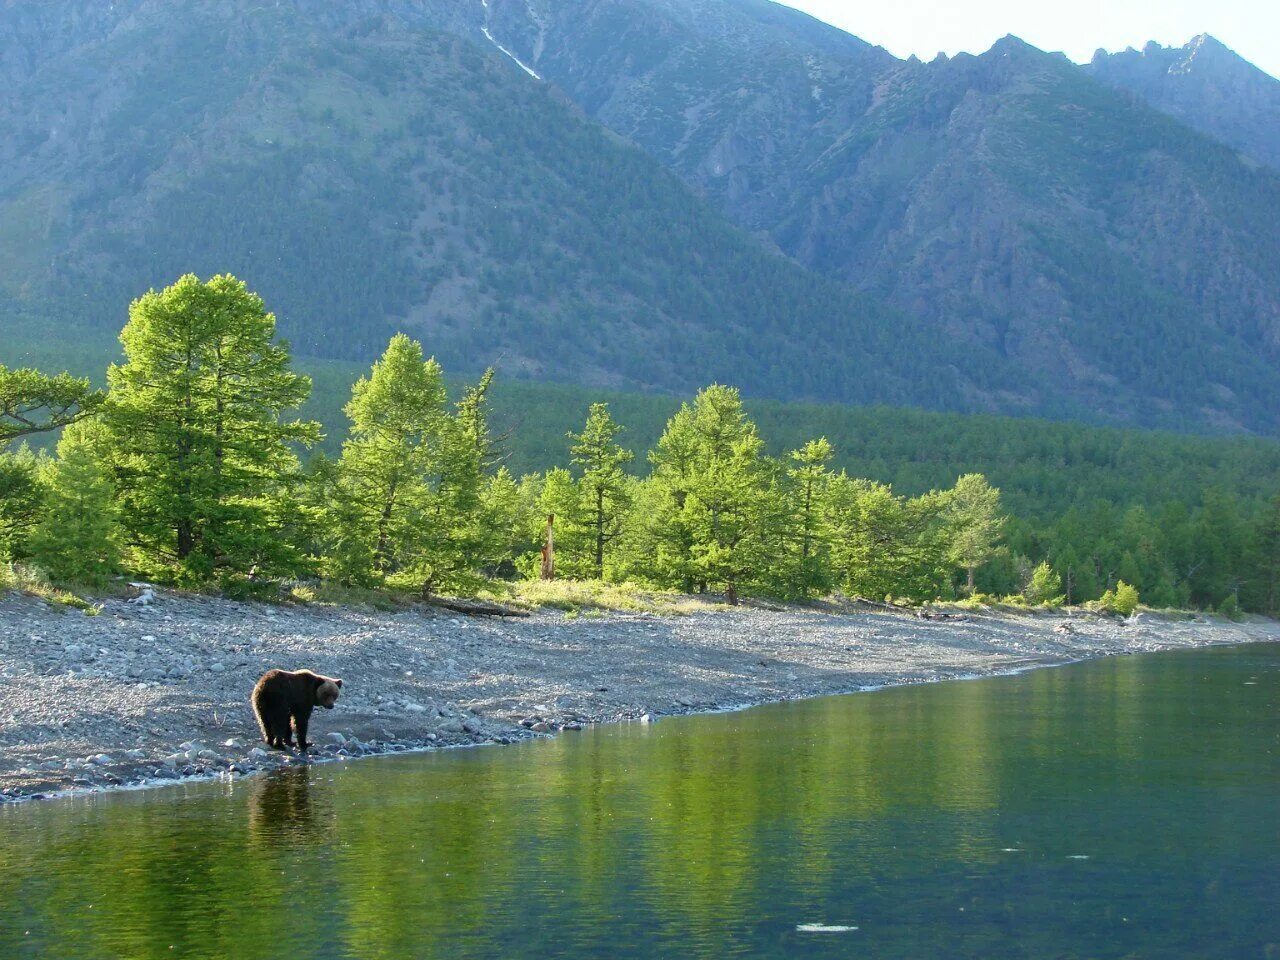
top-left (247, 767), bottom-right (331, 848)
top-left (0, 644), bottom-right (1276, 959)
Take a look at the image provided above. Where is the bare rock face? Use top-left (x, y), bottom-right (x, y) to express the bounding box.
top-left (1088, 35), bottom-right (1280, 173)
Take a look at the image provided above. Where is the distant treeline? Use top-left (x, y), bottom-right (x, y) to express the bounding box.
top-left (2, 275), bottom-right (1278, 613)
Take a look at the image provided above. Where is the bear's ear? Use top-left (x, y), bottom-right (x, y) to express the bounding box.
top-left (335, 679), bottom-right (343, 688)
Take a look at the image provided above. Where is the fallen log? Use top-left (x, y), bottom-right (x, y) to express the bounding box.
top-left (422, 597), bottom-right (531, 618)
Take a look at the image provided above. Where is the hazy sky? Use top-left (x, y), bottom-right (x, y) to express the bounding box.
top-left (777, 0), bottom-right (1280, 78)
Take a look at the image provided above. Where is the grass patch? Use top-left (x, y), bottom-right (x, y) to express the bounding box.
top-left (283, 580), bottom-right (417, 612)
top-left (484, 579), bottom-right (724, 616)
top-left (0, 563), bottom-right (104, 614)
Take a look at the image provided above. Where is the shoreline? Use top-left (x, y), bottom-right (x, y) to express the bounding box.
top-left (2, 589), bottom-right (1276, 805)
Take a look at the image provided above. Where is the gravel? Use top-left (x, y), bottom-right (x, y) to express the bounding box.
top-left (0, 589), bottom-right (1275, 803)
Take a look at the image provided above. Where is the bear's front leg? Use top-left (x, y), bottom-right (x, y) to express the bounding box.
top-left (294, 712), bottom-right (310, 752)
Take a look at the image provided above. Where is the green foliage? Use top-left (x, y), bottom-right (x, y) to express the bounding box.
top-left (776, 439), bottom-right (838, 598)
top-left (325, 336), bottom-right (502, 594)
top-left (827, 479), bottom-right (951, 602)
top-left (0, 445), bottom-right (44, 561)
top-left (1095, 581), bottom-right (1141, 617)
top-left (944, 474), bottom-right (1007, 595)
top-left (9, 283), bottom-right (1280, 614)
top-left (569, 403), bottom-right (634, 580)
top-left (102, 274), bottom-right (319, 582)
top-left (1217, 593), bottom-right (1243, 622)
top-left (629, 386), bottom-right (769, 601)
top-left (1022, 562), bottom-right (1064, 607)
top-left (28, 423), bottom-right (119, 586)
top-left (327, 334), bottom-right (450, 585)
top-left (0, 364), bottom-right (101, 445)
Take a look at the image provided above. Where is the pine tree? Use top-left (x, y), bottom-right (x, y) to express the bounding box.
top-left (569, 403), bottom-right (634, 580)
top-left (29, 423), bottom-right (119, 585)
top-left (104, 275), bottom-right (319, 581)
top-left (1022, 561), bottom-right (1063, 606)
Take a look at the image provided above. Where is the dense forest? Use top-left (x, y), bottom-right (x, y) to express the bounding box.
top-left (3, 277), bottom-right (1278, 615)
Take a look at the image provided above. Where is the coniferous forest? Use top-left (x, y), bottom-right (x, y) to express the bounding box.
top-left (3, 275), bottom-right (1279, 615)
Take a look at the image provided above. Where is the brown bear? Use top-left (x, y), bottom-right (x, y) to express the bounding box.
top-left (251, 669), bottom-right (343, 752)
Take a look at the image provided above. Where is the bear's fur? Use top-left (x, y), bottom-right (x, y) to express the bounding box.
top-left (251, 669), bottom-right (343, 751)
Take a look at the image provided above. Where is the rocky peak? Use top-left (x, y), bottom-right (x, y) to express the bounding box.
top-left (1087, 34), bottom-right (1280, 169)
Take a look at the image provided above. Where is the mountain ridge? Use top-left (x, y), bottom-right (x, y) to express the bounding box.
top-left (1087, 33), bottom-right (1280, 171)
top-left (4, 0), bottom-right (1280, 432)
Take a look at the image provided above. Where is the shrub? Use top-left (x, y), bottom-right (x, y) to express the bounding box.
top-left (1022, 562), bottom-right (1065, 607)
top-left (1095, 580), bottom-right (1140, 617)
top-left (1217, 594), bottom-right (1243, 621)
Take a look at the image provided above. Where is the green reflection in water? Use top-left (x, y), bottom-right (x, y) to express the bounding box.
top-left (1, 644), bottom-right (1277, 959)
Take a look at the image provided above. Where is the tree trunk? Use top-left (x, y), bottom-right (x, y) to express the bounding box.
top-left (725, 582), bottom-right (738, 606)
top-left (966, 565), bottom-right (976, 596)
top-left (177, 521), bottom-right (195, 560)
top-left (540, 514), bottom-right (555, 581)
top-left (594, 488), bottom-right (605, 580)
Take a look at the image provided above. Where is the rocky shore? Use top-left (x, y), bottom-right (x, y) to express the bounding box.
top-left (1, 589), bottom-right (1276, 803)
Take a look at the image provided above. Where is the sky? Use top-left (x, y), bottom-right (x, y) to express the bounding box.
top-left (777, 0), bottom-right (1280, 78)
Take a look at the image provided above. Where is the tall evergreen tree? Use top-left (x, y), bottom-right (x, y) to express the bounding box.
top-left (104, 275), bottom-right (318, 580)
top-left (944, 473), bottom-right (1006, 595)
top-left (1256, 495), bottom-right (1280, 616)
top-left (781, 438), bottom-right (837, 597)
top-left (29, 423), bottom-right (119, 585)
top-left (569, 403), bottom-right (634, 580)
top-left (682, 385), bottom-right (766, 603)
top-left (332, 334), bottom-right (448, 584)
top-left (638, 403), bottom-right (700, 591)
top-left (0, 446), bottom-right (44, 562)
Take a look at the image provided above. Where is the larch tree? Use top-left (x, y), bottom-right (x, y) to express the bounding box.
top-left (332, 334), bottom-right (448, 584)
top-left (782, 438), bottom-right (837, 598)
top-left (944, 473), bottom-right (1006, 595)
top-left (0, 365), bottom-right (101, 445)
top-left (635, 402), bottom-right (701, 591)
top-left (29, 422), bottom-right (119, 585)
top-left (0, 446), bottom-right (44, 562)
top-left (104, 274), bottom-right (319, 580)
top-left (682, 385), bottom-right (766, 604)
top-left (569, 403), bottom-right (634, 580)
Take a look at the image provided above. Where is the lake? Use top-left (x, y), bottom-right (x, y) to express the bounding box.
top-left (1, 643), bottom-right (1276, 959)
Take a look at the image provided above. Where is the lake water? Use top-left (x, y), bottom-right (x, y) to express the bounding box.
top-left (1, 643), bottom-right (1277, 959)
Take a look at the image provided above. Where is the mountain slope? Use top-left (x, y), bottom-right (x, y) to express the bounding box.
top-left (5, 0), bottom-right (1280, 432)
top-left (481, 0), bottom-right (1280, 433)
top-left (1087, 35), bottom-right (1280, 171)
top-left (0, 0), bottom-right (1020, 411)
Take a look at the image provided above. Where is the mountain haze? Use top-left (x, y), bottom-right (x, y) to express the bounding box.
top-left (4, 0), bottom-right (1280, 432)
top-left (1088, 35), bottom-right (1280, 172)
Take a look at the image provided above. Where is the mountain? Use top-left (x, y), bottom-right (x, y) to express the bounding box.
top-left (1087, 35), bottom-right (1280, 171)
top-left (4, 1), bottom-right (1280, 433)
top-left (481, 1), bottom-right (1280, 433)
top-left (0, 0), bottom-right (1009, 412)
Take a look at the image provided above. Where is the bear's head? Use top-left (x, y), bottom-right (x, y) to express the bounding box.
top-left (314, 675), bottom-right (343, 709)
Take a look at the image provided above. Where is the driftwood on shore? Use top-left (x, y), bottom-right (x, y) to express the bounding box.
top-left (421, 597), bottom-right (531, 618)
top-left (847, 596), bottom-right (968, 621)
